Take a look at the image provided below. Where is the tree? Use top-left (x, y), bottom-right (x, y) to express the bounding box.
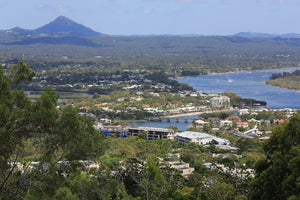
top-left (138, 130), bottom-right (148, 140)
top-left (213, 182), bottom-right (235, 200)
top-left (10, 60), bottom-right (36, 85)
top-left (251, 114), bottom-right (300, 200)
top-left (0, 62), bottom-right (104, 199)
top-left (120, 157), bottom-right (167, 200)
top-left (52, 187), bottom-right (79, 200)
top-left (0, 61), bottom-right (36, 199)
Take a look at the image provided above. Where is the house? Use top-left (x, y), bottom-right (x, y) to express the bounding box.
top-left (273, 119), bottom-right (287, 124)
top-left (236, 122), bottom-right (249, 128)
top-left (248, 118), bottom-right (261, 125)
top-left (99, 118), bottom-right (112, 124)
top-left (165, 162), bottom-right (194, 177)
top-left (190, 92), bottom-right (198, 97)
top-left (195, 119), bottom-right (209, 130)
top-left (78, 112), bottom-right (96, 118)
top-left (238, 109), bottom-right (249, 115)
top-left (220, 120), bottom-right (233, 127)
top-left (195, 119), bottom-right (209, 126)
top-left (244, 126), bottom-right (262, 136)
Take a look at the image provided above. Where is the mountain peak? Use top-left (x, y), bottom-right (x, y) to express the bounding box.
top-left (35, 16), bottom-right (103, 37)
top-left (52, 16), bottom-right (75, 24)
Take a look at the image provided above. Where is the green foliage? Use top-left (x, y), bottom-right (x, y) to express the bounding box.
top-left (138, 130), bottom-right (148, 140)
top-left (68, 173), bottom-right (123, 200)
top-left (213, 182), bottom-right (236, 200)
top-left (251, 114), bottom-right (300, 200)
top-left (168, 125), bottom-right (179, 131)
top-left (10, 60), bottom-right (36, 85)
top-left (52, 187), bottom-right (79, 200)
top-left (98, 155), bottom-right (121, 170)
top-left (200, 112), bottom-right (231, 120)
top-left (224, 92), bottom-right (266, 108)
top-left (0, 62), bottom-right (104, 199)
top-left (236, 138), bottom-right (262, 154)
top-left (256, 110), bottom-right (286, 121)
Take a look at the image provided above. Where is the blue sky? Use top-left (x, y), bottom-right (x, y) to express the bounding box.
top-left (0, 0), bottom-right (299, 35)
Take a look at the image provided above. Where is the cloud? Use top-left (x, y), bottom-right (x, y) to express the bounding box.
top-left (56, 4), bottom-right (68, 13)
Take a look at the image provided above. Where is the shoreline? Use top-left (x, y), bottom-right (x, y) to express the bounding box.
top-left (265, 80), bottom-right (300, 93)
top-left (127, 109), bottom-right (238, 124)
top-left (176, 66), bottom-right (300, 79)
top-left (163, 109), bottom-right (238, 118)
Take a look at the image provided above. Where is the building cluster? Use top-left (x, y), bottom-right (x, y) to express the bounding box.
top-left (127, 127), bottom-right (175, 140)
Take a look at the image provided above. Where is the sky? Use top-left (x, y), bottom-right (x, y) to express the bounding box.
top-left (0, 0), bottom-right (300, 35)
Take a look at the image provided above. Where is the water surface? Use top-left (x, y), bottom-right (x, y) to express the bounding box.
top-left (130, 115), bottom-right (198, 131)
top-left (178, 68), bottom-right (300, 109)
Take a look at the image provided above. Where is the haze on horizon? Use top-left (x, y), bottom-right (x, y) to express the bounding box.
top-left (0, 0), bottom-right (299, 36)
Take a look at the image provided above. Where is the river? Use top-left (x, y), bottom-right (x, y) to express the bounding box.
top-left (131, 68), bottom-right (300, 130)
top-left (178, 67), bottom-right (300, 109)
top-left (130, 115), bottom-right (198, 131)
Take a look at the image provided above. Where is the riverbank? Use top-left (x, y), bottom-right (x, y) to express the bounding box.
top-left (164, 109), bottom-right (238, 118)
top-left (265, 82), bottom-right (300, 93)
top-left (265, 75), bottom-right (300, 92)
top-left (176, 67), bottom-right (297, 80)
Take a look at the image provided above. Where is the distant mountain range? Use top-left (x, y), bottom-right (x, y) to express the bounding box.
top-left (2, 16), bottom-right (300, 60)
top-left (233, 32), bottom-right (300, 39)
top-left (1, 16), bottom-right (300, 39)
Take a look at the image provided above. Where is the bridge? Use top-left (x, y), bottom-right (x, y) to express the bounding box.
top-left (147, 117), bottom-right (195, 123)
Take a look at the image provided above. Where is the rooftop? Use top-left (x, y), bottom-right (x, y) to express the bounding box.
top-left (128, 126), bottom-right (174, 133)
top-left (175, 131), bottom-right (214, 139)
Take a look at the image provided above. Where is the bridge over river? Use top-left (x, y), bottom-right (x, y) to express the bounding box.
top-left (147, 117), bottom-right (195, 123)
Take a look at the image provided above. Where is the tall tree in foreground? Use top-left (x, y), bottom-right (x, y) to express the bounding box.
top-left (0, 61), bottom-right (104, 199)
top-left (251, 114), bottom-right (300, 200)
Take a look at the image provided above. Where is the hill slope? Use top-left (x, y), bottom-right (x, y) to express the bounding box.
top-left (35, 16), bottom-right (103, 37)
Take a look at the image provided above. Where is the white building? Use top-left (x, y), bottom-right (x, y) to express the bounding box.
top-left (244, 126), bottom-right (262, 136)
top-left (220, 120), bottom-right (233, 127)
top-left (210, 96), bottom-right (230, 109)
top-left (127, 127), bottom-right (175, 140)
top-left (174, 131), bottom-right (231, 146)
top-left (165, 162), bottom-right (194, 177)
top-left (238, 109), bottom-right (250, 115)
